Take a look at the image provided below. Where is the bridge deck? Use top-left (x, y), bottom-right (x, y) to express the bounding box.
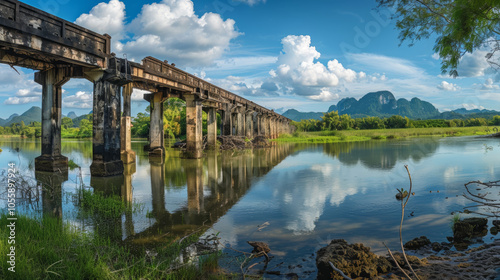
top-left (0, 0), bottom-right (110, 70)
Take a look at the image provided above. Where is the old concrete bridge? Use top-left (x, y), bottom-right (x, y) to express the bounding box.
top-left (0, 0), bottom-right (294, 176)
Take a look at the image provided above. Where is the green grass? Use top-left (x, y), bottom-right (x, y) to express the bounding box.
top-left (0, 214), bottom-right (227, 280)
top-left (274, 126), bottom-right (495, 143)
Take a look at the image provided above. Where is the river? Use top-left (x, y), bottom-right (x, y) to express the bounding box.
top-left (0, 136), bottom-right (498, 278)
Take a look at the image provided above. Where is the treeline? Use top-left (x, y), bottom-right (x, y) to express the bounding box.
top-left (293, 111), bottom-right (500, 132)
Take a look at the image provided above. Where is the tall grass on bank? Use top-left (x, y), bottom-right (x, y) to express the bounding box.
top-left (274, 126), bottom-right (494, 143)
top-left (0, 214), bottom-right (225, 280)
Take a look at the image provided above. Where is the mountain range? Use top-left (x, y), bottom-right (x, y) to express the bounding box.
top-left (0, 107), bottom-right (85, 127)
top-left (283, 91), bottom-right (500, 121)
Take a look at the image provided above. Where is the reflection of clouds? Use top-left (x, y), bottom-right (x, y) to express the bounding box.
top-left (443, 166), bottom-right (460, 181)
top-left (275, 163), bottom-right (358, 234)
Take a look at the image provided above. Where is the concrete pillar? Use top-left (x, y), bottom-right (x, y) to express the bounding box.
top-left (149, 91), bottom-right (164, 158)
top-left (207, 107), bottom-right (218, 148)
top-left (231, 112), bottom-right (238, 135)
top-left (237, 110), bottom-right (245, 136)
top-left (260, 116), bottom-right (266, 136)
top-left (90, 74), bottom-right (123, 177)
top-left (222, 109), bottom-right (232, 136)
top-left (185, 94), bottom-right (203, 159)
top-left (245, 111), bottom-right (253, 139)
top-left (34, 68), bottom-right (69, 173)
top-left (255, 114), bottom-right (261, 136)
top-left (121, 84), bottom-right (136, 163)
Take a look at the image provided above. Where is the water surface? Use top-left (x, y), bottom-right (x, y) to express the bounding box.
top-left (0, 136), bottom-right (498, 278)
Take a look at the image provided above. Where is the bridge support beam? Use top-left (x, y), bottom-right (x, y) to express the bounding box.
top-left (207, 107), bottom-right (218, 149)
top-left (90, 75), bottom-right (124, 177)
top-left (245, 111), bottom-right (253, 139)
top-left (185, 94), bottom-right (203, 159)
top-left (149, 92), bottom-right (164, 158)
top-left (35, 68), bottom-right (69, 173)
top-left (121, 84), bottom-right (136, 163)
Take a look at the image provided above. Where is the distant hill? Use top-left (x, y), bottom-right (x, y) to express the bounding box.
top-left (71, 112), bottom-right (92, 127)
top-left (282, 109), bottom-right (324, 121)
top-left (283, 90), bottom-right (500, 122)
top-left (67, 111), bottom-right (78, 119)
top-left (0, 106), bottom-right (41, 126)
top-left (328, 91), bottom-right (440, 119)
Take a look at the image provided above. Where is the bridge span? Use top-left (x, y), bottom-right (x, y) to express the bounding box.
top-left (0, 0), bottom-right (294, 176)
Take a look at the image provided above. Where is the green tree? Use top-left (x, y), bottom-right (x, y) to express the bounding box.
top-left (377, 0), bottom-right (500, 76)
top-left (62, 117), bottom-right (74, 129)
top-left (78, 116), bottom-right (93, 138)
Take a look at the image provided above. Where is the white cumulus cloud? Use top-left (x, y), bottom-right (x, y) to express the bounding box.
top-left (75, 0), bottom-right (126, 44)
top-left (481, 78), bottom-right (500, 90)
top-left (121, 0), bottom-right (240, 66)
top-left (272, 35), bottom-right (360, 98)
top-left (437, 81), bottom-right (460, 91)
top-left (63, 91), bottom-right (92, 108)
top-left (4, 97), bottom-right (39, 105)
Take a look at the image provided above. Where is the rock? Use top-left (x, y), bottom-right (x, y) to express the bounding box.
top-left (404, 236), bottom-right (431, 250)
top-left (386, 252), bottom-right (428, 269)
top-left (431, 242), bottom-right (443, 252)
top-left (490, 226), bottom-right (498, 235)
top-left (316, 239), bottom-right (392, 280)
top-left (453, 217), bottom-right (488, 242)
top-left (247, 241), bottom-right (271, 254)
top-left (493, 220), bottom-right (500, 228)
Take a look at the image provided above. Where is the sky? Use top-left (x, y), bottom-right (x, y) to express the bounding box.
top-left (1, 0), bottom-right (499, 119)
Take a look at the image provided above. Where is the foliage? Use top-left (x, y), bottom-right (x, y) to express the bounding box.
top-left (131, 112), bottom-right (150, 138)
top-left (62, 117), bottom-right (73, 129)
top-left (377, 0), bottom-right (500, 76)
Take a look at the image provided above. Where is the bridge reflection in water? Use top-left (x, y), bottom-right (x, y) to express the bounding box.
top-left (45, 143), bottom-right (297, 246)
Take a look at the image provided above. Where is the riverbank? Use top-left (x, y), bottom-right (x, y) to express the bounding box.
top-left (0, 214), bottom-right (227, 279)
top-left (274, 126), bottom-right (496, 143)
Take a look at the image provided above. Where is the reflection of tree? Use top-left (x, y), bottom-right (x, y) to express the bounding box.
top-left (324, 139), bottom-right (440, 170)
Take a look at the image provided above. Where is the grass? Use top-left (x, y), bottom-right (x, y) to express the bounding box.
top-left (273, 126), bottom-right (495, 143)
top-left (0, 214), bottom-right (227, 280)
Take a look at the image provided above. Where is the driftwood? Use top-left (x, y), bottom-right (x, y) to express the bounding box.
top-left (463, 180), bottom-right (500, 218)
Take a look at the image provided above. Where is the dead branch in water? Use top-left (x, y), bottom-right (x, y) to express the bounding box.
top-left (463, 180), bottom-right (500, 218)
top-left (384, 165), bottom-right (420, 280)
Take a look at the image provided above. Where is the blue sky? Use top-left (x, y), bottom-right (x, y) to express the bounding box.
top-left (0, 0), bottom-right (499, 119)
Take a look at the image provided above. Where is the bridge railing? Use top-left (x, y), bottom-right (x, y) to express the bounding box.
top-left (0, 0), bottom-right (110, 61)
top-left (141, 56), bottom-right (289, 120)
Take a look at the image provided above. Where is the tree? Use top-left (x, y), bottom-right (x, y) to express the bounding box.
top-left (377, 0), bottom-right (500, 76)
top-left (62, 117), bottom-right (73, 129)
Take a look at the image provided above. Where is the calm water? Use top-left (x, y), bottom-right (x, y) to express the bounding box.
top-left (0, 136), bottom-right (499, 278)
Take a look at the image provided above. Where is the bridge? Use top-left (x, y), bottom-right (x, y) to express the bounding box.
top-left (0, 0), bottom-right (294, 176)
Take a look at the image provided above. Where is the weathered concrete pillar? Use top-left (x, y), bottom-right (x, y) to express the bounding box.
top-left (185, 94), bottom-right (203, 159)
top-left (121, 84), bottom-right (136, 163)
top-left (260, 115), bottom-right (266, 136)
top-left (255, 113), bottom-right (261, 136)
top-left (245, 111), bottom-right (253, 139)
top-left (269, 117), bottom-right (275, 139)
top-left (207, 107), bottom-right (218, 148)
top-left (265, 116), bottom-right (271, 137)
top-left (222, 108), bottom-right (232, 136)
top-left (34, 68), bottom-right (69, 173)
top-left (149, 91), bottom-right (164, 158)
top-left (90, 73), bottom-right (124, 177)
top-left (237, 109), bottom-right (245, 136)
top-left (231, 112), bottom-right (238, 135)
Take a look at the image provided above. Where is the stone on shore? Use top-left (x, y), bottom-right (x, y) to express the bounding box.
top-left (316, 239), bottom-right (392, 280)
